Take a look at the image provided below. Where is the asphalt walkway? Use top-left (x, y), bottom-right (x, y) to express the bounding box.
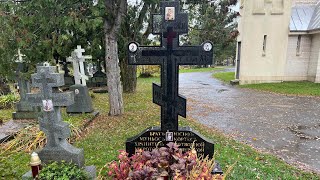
top-left (179, 70), bottom-right (320, 173)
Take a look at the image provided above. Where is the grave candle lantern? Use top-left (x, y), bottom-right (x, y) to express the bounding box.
top-left (30, 152), bottom-right (42, 178)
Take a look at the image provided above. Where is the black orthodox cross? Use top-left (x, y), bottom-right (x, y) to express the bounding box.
top-left (58, 57), bottom-right (72, 77)
top-left (128, 1), bottom-right (214, 131)
top-left (26, 66), bottom-right (74, 148)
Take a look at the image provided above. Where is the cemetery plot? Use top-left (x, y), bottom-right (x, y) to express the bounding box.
top-left (127, 0), bottom-right (215, 158)
top-left (126, 127), bottom-right (214, 158)
top-left (66, 46), bottom-right (94, 113)
top-left (22, 65), bottom-right (95, 179)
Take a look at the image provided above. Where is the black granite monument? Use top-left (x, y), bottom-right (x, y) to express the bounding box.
top-left (126, 0), bottom-right (215, 158)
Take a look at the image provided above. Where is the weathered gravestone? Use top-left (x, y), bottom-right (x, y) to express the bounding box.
top-left (58, 57), bottom-right (75, 86)
top-left (126, 0), bottom-right (215, 158)
top-left (12, 62), bottom-right (38, 119)
top-left (66, 46), bottom-right (94, 113)
top-left (22, 66), bottom-right (95, 179)
top-left (87, 59), bottom-right (107, 88)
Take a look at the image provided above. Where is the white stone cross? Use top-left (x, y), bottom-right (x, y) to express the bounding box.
top-left (74, 45), bottom-right (92, 86)
top-left (67, 53), bottom-right (81, 85)
top-left (68, 46), bottom-right (92, 86)
top-left (16, 49), bottom-right (25, 63)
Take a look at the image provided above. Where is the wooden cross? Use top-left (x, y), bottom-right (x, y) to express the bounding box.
top-left (128, 1), bottom-right (213, 131)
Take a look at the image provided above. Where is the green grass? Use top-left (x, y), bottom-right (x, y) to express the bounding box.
top-left (0, 109), bottom-right (14, 123)
top-left (213, 72), bottom-right (320, 96)
top-left (1, 77), bottom-right (319, 179)
top-left (213, 72), bottom-right (235, 83)
top-left (241, 81), bottom-right (320, 96)
top-left (179, 66), bottom-right (226, 73)
top-left (79, 77), bottom-right (318, 179)
top-left (0, 108), bottom-right (96, 179)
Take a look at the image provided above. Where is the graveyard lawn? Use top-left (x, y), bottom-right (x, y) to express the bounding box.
top-left (214, 72), bottom-right (320, 96)
top-left (79, 77), bottom-right (318, 179)
top-left (179, 66), bottom-right (226, 73)
top-left (0, 111), bottom-right (94, 178)
top-left (212, 72), bottom-right (235, 83)
top-left (1, 77), bottom-right (319, 179)
top-left (240, 81), bottom-right (320, 96)
top-left (0, 109), bottom-right (13, 123)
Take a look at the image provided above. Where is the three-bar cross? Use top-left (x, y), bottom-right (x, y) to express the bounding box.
top-left (26, 66), bottom-right (74, 148)
top-left (128, 1), bottom-right (213, 131)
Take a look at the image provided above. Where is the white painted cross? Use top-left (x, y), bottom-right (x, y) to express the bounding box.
top-left (68, 45), bottom-right (92, 86)
top-left (67, 52), bottom-right (81, 85)
top-left (16, 49), bottom-right (25, 63)
top-left (74, 45), bottom-right (92, 86)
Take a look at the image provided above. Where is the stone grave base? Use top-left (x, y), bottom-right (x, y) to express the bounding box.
top-left (22, 165), bottom-right (96, 180)
top-left (92, 87), bottom-right (108, 93)
top-left (38, 145), bottom-right (85, 167)
top-left (87, 76), bottom-right (107, 88)
top-left (126, 126), bottom-right (215, 158)
top-left (12, 111), bottom-right (37, 120)
top-left (66, 84), bottom-right (93, 113)
top-left (64, 76), bottom-right (75, 86)
top-left (13, 102), bottom-right (38, 119)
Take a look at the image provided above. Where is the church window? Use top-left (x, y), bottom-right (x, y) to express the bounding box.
top-left (296, 35), bottom-right (301, 56)
top-left (263, 35), bottom-right (267, 56)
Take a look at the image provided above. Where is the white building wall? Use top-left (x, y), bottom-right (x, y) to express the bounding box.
top-left (238, 0), bottom-right (292, 85)
top-left (284, 35), bottom-right (311, 81)
top-left (308, 34), bottom-right (320, 82)
top-left (292, 0), bottom-right (318, 6)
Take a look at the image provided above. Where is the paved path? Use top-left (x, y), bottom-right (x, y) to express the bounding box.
top-left (179, 70), bottom-right (320, 173)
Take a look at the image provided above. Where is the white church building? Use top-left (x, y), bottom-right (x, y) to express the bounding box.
top-left (235, 0), bottom-right (320, 84)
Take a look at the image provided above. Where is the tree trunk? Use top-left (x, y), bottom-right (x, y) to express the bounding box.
top-left (104, 0), bottom-right (126, 116)
top-left (105, 34), bottom-right (124, 115)
top-left (120, 57), bottom-right (137, 93)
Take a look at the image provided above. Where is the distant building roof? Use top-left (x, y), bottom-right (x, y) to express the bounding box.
top-left (290, 2), bottom-right (320, 32)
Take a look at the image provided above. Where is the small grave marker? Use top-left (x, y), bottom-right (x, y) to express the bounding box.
top-left (12, 50), bottom-right (38, 119)
top-left (25, 66), bottom-right (83, 163)
top-left (58, 57), bottom-right (74, 86)
top-left (74, 45), bottom-right (92, 86)
top-left (23, 66), bottom-right (95, 179)
top-left (126, 0), bottom-right (215, 158)
top-left (66, 46), bottom-right (94, 113)
top-left (88, 59), bottom-right (107, 87)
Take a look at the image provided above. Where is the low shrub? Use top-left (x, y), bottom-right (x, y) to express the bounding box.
top-left (38, 161), bottom-right (88, 180)
top-left (0, 93), bottom-right (19, 109)
top-left (103, 142), bottom-right (226, 180)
